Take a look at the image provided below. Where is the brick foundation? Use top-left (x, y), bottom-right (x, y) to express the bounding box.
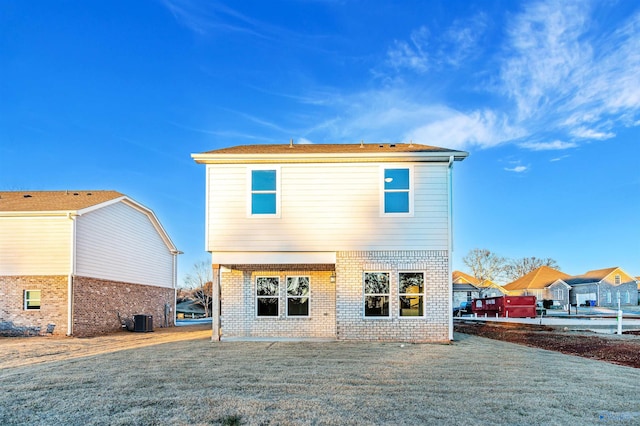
top-left (0, 275), bottom-right (175, 337)
top-left (0, 275), bottom-right (68, 336)
top-left (72, 276), bottom-right (175, 337)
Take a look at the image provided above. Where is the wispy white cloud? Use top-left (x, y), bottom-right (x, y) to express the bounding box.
top-left (385, 14), bottom-right (487, 74)
top-left (297, 137), bottom-right (314, 144)
top-left (386, 26), bottom-right (430, 73)
top-left (519, 140), bottom-right (578, 151)
top-left (570, 127), bottom-right (615, 140)
top-left (500, 0), bottom-right (640, 144)
top-left (505, 165), bottom-right (528, 173)
top-left (550, 155), bottom-right (570, 162)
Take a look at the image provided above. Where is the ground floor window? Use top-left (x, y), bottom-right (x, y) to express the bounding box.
top-left (364, 272), bottom-right (389, 317)
top-left (286, 276), bottom-right (310, 317)
top-left (399, 272), bottom-right (424, 317)
top-left (24, 290), bottom-right (41, 310)
top-left (256, 277), bottom-right (279, 316)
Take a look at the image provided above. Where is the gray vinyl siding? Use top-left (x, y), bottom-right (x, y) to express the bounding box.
top-left (0, 216), bottom-right (71, 275)
top-left (206, 162), bottom-right (449, 252)
top-left (75, 202), bottom-right (173, 287)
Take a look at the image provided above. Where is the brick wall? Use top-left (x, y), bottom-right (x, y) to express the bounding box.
top-left (220, 264), bottom-right (336, 339)
top-left (72, 276), bottom-right (175, 337)
top-left (335, 250), bottom-right (450, 343)
top-left (218, 250), bottom-right (451, 342)
top-left (0, 275), bottom-right (68, 336)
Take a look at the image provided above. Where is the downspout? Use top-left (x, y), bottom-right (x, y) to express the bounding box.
top-left (171, 250), bottom-right (183, 326)
top-left (67, 212), bottom-right (78, 336)
top-left (447, 155), bottom-right (454, 341)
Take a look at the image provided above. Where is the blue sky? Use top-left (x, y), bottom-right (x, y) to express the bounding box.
top-left (1, 0), bottom-right (638, 284)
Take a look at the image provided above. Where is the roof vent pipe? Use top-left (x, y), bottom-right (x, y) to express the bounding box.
top-left (360, 140), bottom-right (364, 148)
top-left (289, 138), bottom-right (294, 148)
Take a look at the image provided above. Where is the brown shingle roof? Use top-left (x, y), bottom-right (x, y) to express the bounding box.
top-left (452, 270), bottom-right (481, 285)
top-left (0, 191), bottom-right (124, 212)
top-left (503, 266), bottom-right (571, 290)
top-left (200, 142), bottom-right (462, 155)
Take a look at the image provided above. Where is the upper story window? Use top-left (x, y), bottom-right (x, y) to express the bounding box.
top-left (24, 290), bottom-right (41, 310)
top-left (614, 274), bottom-right (621, 285)
top-left (250, 168), bottom-right (279, 216)
top-left (382, 167), bottom-right (412, 215)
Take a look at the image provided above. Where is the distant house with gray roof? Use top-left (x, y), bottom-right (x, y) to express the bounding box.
top-left (565, 267), bottom-right (637, 307)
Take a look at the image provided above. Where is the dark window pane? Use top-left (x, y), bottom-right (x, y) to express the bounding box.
top-left (252, 193), bottom-right (276, 214)
top-left (257, 298), bottom-right (279, 316)
top-left (384, 169), bottom-right (409, 190)
top-left (399, 295), bottom-right (423, 316)
top-left (287, 298), bottom-right (309, 316)
top-left (385, 192), bottom-right (409, 213)
top-left (399, 272), bottom-right (424, 293)
top-left (365, 296), bottom-right (389, 316)
top-left (364, 273), bottom-right (389, 294)
top-left (252, 170), bottom-right (276, 191)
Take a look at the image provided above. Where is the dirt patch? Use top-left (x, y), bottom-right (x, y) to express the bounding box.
top-left (455, 321), bottom-right (640, 368)
top-left (0, 323), bottom-right (212, 369)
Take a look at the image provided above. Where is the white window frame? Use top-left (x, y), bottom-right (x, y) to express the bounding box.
top-left (398, 271), bottom-right (425, 318)
top-left (286, 276), bottom-right (310, 317)
top-left (255, 276), bottom-right (280, 317)
top-left (363, 272), bottom-right (391, 318)
top-left (247, 166), bottom-right (281, 218)
top-left (24, 289), bottom-right (41, 310)
top-left (380, 165), bottom-right (414, 217)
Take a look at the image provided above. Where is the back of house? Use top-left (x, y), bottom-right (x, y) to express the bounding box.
top-left (193, 142), bottom-right (467, 342)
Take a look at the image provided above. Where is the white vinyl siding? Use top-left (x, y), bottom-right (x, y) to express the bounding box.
top-left (206, 163), bottom-right (449, 252)
top-left (75, 202), bottom-right (173, 287)
top-left (0, 216), bottom-right (71, 275)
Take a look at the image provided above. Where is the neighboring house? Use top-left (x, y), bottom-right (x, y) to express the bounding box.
top-left (452, 271), bottom-right (506, 306)
top-left (565, 267), bottom-right (638, 307)
top-left (0, 191), bottom-right (180, 337)
top-left (452, 271), bottom-right (479, 307)
top-left (192, 142), bottom-right (467, 342)
top-left (502, 266), bottom-right (571, 308)
top-left (176, 300), bottom-right (206, 319)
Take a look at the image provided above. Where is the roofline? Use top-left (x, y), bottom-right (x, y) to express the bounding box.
top-left (192, 151), bottom-right (468, 165)
top-left (0, 196), bottom-right (179, 254)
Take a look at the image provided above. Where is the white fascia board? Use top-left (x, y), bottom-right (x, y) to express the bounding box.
top-left (192, 151), bottom-right (468, 164)
top-left (211, 252), bottom-right (337, 265)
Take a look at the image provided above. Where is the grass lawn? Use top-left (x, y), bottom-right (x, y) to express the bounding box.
top-left (1, 329), bottom-right (639, 425)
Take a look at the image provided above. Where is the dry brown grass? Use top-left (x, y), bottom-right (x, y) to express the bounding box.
top-left (1, 327), bottom-right (640, 425)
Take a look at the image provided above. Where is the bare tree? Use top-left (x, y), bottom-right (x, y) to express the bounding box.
top-left (462, 248), bottom-right (507, 284)
top-left (183, 260), bottom-right (213, 317)
top-left (504, 257), bottom-right (560, 281)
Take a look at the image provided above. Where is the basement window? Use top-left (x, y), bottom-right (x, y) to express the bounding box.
top-left (24, 290), bottom-right (41, 310)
